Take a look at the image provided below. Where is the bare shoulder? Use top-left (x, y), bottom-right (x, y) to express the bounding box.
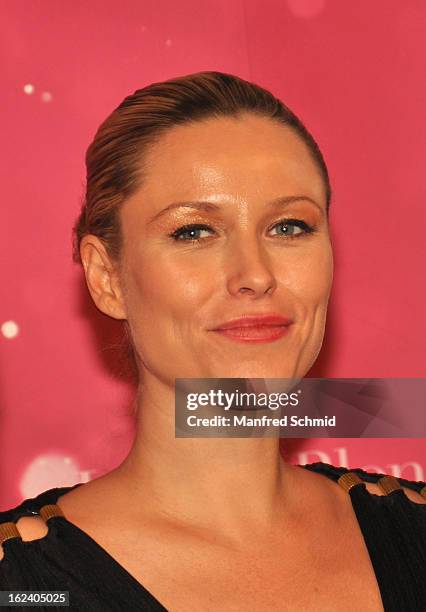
top-left (56, 471), bottom-right (128, 526)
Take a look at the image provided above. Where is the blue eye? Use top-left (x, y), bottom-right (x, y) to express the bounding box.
top-left (170, 224), bottom-right (214, 241)
top-left (169, 219), bottom-right (316, 243)
top-left (270, 219), bottom-right (315, 237)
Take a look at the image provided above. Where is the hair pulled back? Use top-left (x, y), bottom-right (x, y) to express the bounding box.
top-left (72, 71), bottom-right (331, 264)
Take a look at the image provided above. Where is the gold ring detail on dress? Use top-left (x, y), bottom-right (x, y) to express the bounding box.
top-left (377, 475), bottom-right (402, 495)
top-left (0, 521), bottom-right (21, 545)
top-left (39, 504), bottom-right (65, 522)
top-left (337, 472), bottom-right (365, 493)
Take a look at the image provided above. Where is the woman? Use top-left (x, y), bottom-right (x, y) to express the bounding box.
top-left (1, 71), bottom-right (425, 612)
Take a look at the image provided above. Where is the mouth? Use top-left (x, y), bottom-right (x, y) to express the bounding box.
top-left (209, 314), bottom-right (293, 344)
top-left (211, 324), bottom-right (292, 343)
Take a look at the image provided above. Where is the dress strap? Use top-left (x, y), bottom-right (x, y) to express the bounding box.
top-left (0, 482), bottom-right (83, 524)
top-left (0, 484), bottom-right (81, 549)
top-left (301, 461), bottom-right (426, 495)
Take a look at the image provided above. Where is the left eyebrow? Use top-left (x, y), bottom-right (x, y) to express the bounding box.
top-left (147, 195), bottom-right (323, 225)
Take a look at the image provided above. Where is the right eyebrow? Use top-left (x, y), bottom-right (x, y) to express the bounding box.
top-left (148, 201), bottom-right (221, 225)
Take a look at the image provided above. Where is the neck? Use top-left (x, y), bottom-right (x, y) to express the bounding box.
top-left (116, 374), bottom-right (299, 540)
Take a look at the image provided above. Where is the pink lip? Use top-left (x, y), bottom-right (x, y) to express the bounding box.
top-left (210, 314), bottom-right (293, 344)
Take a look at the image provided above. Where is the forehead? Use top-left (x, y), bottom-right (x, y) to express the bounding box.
top-left (130, 114), bottom-right (326, 213)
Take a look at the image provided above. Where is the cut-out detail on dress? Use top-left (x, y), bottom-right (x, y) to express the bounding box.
top-left (383, 485), bottom-right (426, 504)
top-left (0, 505), bottom-right (67, 561)
top-left (15, 515), bottom-right (49, 542)
top-left (332, 467), bottom-right (426, 505)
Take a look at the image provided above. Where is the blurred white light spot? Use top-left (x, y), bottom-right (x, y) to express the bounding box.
top-left (41, 91), bottom-right (52, 102)
top-left (165, 38), bottom-right (172, 47)
top-left (20, 453), bottom-right (82, 498)
top-left (79, 470), bottom-right (95, 483)
top-left (286, 0), bottom-right (326, 18)
top-left (23, 83), bottom-right (34, 95)
top-left (1, 320), bottom-right (19, 339)
top-left (141, 25), bottom-right (147, 32)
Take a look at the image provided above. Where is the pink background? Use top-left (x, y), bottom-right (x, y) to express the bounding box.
top-left (1, 0), bottom-right (425, 509)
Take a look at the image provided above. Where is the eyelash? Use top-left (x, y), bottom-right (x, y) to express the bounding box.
top-left (169, 219), bottom-right (317, 243)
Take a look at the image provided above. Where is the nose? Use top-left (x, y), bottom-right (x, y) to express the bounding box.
top-left (226, 237), bottom-right (277, 298)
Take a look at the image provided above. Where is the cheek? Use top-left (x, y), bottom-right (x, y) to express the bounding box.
top-left (283, 242), bottom-right (333, 372)
top-left (283, 242), bottom-right (333, 315)
top-left (125, 249), bottom-right (211, 326)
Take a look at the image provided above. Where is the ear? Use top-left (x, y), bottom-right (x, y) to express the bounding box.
top-left (80, 235), bottom-right (127, 320)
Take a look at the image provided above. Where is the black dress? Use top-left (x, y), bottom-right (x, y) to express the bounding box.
top-left (1, 461), bottom-right (425, 611)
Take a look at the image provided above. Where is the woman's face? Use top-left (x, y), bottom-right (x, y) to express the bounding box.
top-left (117, 113), bottom-right (333, 382)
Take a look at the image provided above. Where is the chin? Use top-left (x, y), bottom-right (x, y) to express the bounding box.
top-left (211, 364), bottom-right (295, 380)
